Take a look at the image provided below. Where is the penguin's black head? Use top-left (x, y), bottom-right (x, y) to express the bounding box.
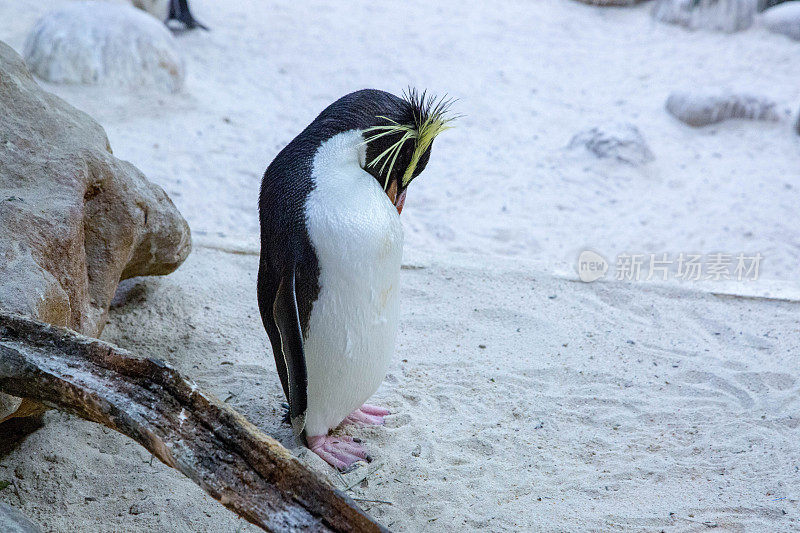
top-left (361, 89), bottom-right (456, 214)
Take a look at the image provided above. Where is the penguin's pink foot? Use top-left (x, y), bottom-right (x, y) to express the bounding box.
top-left (344, 404), bottom-right (390, 426)
top-left (307, 434), bottom-right (370, 471)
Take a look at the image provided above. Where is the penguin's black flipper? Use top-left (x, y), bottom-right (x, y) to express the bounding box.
top-left (167, 0), bottom-right (209, 30)
top-left (272, 265), bottom-right (308, 435)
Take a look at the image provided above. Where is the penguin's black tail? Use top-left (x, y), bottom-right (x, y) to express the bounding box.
top-left (167, 0), bottom-right (209, 31)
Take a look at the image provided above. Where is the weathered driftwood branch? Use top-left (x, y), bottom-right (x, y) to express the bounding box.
top-left (0, 313), bottom-right (387, 533)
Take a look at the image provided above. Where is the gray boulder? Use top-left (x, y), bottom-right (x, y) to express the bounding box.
top-left (23, 1), bottom-right (184, 92)
top-left (666, 91), bottom-right (780, 127)
top-left (0, 40), bottom-right (191, 421)
top-left (652, 0), bottom-right (758, 32)
top-left (567, 122), bottom-right (655, 166)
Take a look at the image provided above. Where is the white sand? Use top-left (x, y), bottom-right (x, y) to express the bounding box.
top-left (1, 0), bottom-right (800, 531)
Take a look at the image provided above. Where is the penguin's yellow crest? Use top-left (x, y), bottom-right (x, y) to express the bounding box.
top-left (363, 90), bottom-right (458, 191)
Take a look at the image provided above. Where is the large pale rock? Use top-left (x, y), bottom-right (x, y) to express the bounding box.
top-left (0, 40), bottom-right (191, 420)
top-left (23, 1), bottom-right (184, 92)
top-left (760, 2), bottom-right (800, 39)
top-left (567, 122), bottom-right (655, 166)
top-left (666, 91), bottom-right (780, 127)
top-left (652, 0), bottom-right (758, 32)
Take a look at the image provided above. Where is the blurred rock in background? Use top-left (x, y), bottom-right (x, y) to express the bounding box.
top-left (22, 1), bottom-right (184, 92)
top-left (652, 0), bottom-right (758, 32)
top-left (567, 122), bottom-right (655, 166)
top-left (665, 91), bottom-right (780, 127)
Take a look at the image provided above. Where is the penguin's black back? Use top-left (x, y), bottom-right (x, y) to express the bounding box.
top-left (258, 89), bottom-right (408, 322)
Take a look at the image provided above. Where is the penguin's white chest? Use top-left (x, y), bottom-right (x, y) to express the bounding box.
top-left (302, 131), bottom-right (403, 437)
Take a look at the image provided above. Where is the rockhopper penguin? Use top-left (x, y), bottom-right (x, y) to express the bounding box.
top-left (257, 89), bottom-right (455, 470)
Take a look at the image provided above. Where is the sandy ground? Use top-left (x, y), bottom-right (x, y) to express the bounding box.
top-left (1, 0), bottom-right (800, 531)
top-left (4, 247), bottom-right (800, 532)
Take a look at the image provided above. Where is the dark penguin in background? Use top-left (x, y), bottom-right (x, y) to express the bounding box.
top-left (258, 89), bottom-right (454, 470)
top-left (167, 0), bottom-right (208, 30)
top-left (132, 0), bottom-right (208, 30)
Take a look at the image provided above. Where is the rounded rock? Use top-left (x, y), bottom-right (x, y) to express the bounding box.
top-left (665, 91), bottom-right (779, 127)
top-left (23, 1), bottom-right (184, 92)
top-left (652, 0), bottom-right (757, 32)
top-left (567, 122), bottom-right (655, 166)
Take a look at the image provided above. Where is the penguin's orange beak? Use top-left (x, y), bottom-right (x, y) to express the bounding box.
top-left (386, 180), bottom-right (406, 215)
